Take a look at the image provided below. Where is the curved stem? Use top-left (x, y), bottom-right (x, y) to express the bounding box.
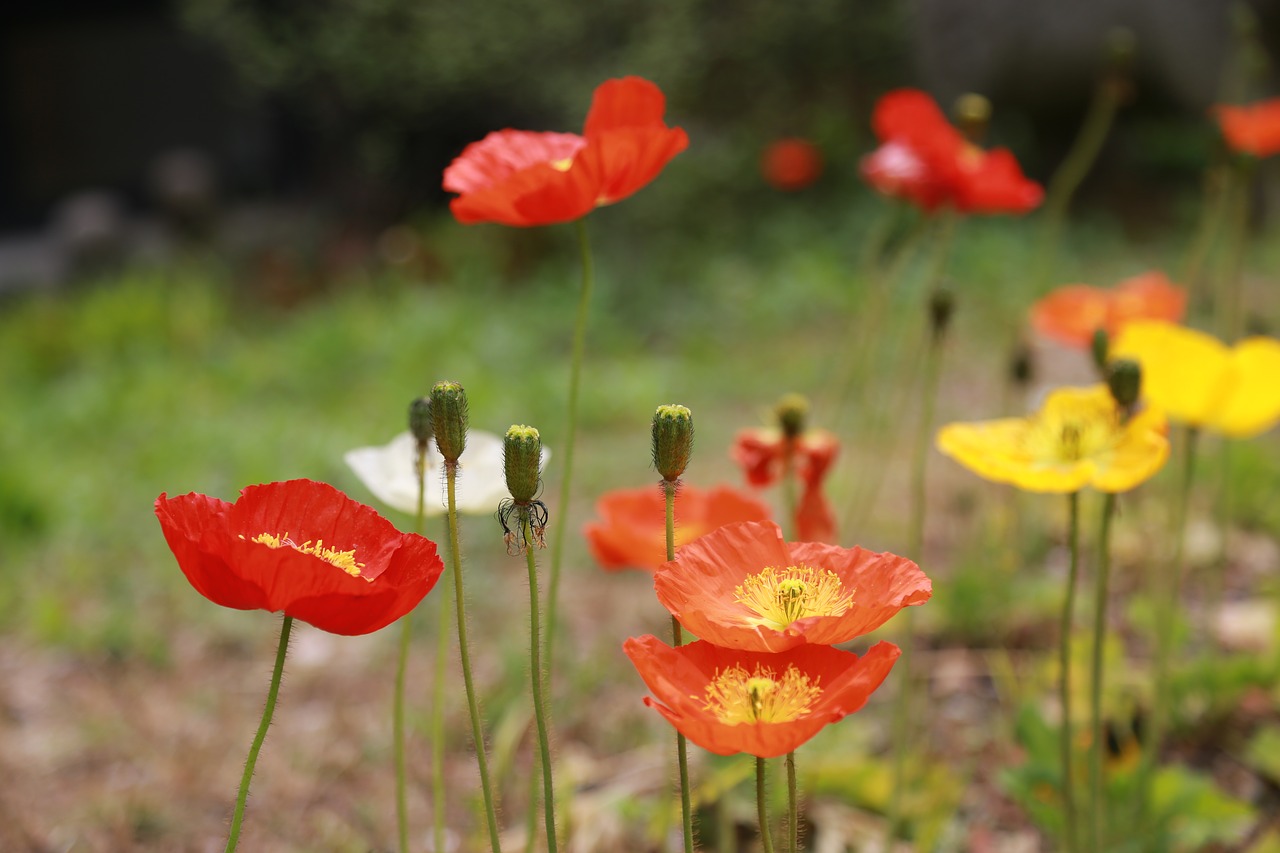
top-left (447, 464), bottom-right (503, 851)
top-left (1089, 493), bottom-right (1117, 853)
top-left (664, 478), bottom-right (695, 852)
top-left (545, 218), bottom-right (594, 675)
top-left (757, 757), bottom-right (776, 853)
top-left (225, 615), bottom-right (293, 853)
top-left (1060, 491), bottom-right (1082, 853)
top-left (523, 511), bottom-right (558, 853)
top-left (786, 751), bottom-right (798, 853)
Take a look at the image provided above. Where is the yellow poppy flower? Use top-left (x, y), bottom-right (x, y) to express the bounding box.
top-left (936, 385), bottom-right (1169, 494)
top-left (1110, 320), bottom-right (1280, 438)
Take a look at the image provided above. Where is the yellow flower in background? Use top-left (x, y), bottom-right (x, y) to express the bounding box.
top-left (936, 385), bottom-right (1169, 494)
top-left (1110, 320), bottom-right (1280, 439)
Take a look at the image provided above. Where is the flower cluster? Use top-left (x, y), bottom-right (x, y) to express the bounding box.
top-left (1030, 271), bottom-right (1187, 350)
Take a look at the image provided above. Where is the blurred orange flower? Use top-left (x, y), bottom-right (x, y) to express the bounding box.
top-left (1030, 271), bottom-right (1187, 349)
top-left (1212, 98), bottom-right (1280, 158)
top-left (623, 635), bottom-right (899, 757)
top-left (761, 137), bottom-right (824, 191)
top-left (733, 427), bottom-right (840, 542)
top-left (653, 520), bottom-right (931, 652)
top-left (584, 484), bottom-right (773, 572)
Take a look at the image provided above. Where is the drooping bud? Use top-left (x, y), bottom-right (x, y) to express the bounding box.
top-left (928, 287), bottom-right (955, 344)
top-left (504, 425), bottom-right (543, 503)
top-left (1091, 328), bottom-right (1110, 375)
top-left (408, 396), bottom-right (433, 446)
top-left (429, 381), bottom-right (468, 464)
top-left (1106, 359), bottom-right (1142, 414)
top-left (774, 394), bottom-right (809, 440)
top-left (953, 93), bottom-right (991, 143)
top-left (652, 404), bottom-right (694, 482)
top-left (1009, 339), bottom-right (1035, 388)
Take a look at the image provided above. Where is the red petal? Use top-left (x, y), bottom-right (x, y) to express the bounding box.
top-left (583, 77), bottom-right (672, 137)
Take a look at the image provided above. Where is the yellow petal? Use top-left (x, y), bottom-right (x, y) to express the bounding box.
top-left (1212, 337), bottom-right (1280, 438)
top-left (1111, 321), bottom-right (1230, 427)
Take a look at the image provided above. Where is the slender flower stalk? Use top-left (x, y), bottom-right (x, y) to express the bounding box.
top-left (1215, 158), bottom-right (1252, 341)
top-left (1089, 492), bottom-right (1116, 851)
top-left (431, 557), bottom-right (450, 852)
top-left (226, 616), bottom-right (293, 853)
top-left (757, 757), bottom-right (777, 853)
top-left (1060, 491), bottom-right (1082, 853)
top-left (522, 510), bottom-right (557, 853)
top-left (786, 752), bottom-right (799, 853)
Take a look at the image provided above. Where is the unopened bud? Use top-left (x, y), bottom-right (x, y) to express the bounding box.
top-left (929, 288), bottom-right (955, 343)
top-left (408, 397), bottom-right (433, 446)
top-left (652, 404), bottom-right (694, 481)
top-left (1106, 359), bottom-right (1142, 412)
top-left (1091, 328), bottom-right (1110, 375)
top-left (504, 425), bottom-right (542, 503)
top-left (954, 93), bottom-right (991, 142)
top-left (429, 380), bottom-right (468, 464)
top-left (1106, 26), bottom-right (1136, 68)
top-left (1010, 340), bottom-right (1035, 388)
top-left (774, 394), bottom-right (809, 439)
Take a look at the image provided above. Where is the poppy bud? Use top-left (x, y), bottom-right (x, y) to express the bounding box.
top-left (652, 404), bottom-right (694, 482)
top-left (429, 381), bottom-right (468, 465)
top-left (1010, 339), bottom-right (1035, 388)
top-left (1091, 328), bottom-right (1110, 375)
top-left (504, 425), bottom-right (543, 503)
top-left (1106, 359), bottom-right (1142, 412)
top-left (1107, 26), bottom-right (1136, 69)
top-left (954, 93), bottom-right (991, 142)
top-left (774, 394), bottom-right (809, 440)
top-left (408, 396), bottom-right (433, 446)
top-left (929, 287), bottom-right (955, 343)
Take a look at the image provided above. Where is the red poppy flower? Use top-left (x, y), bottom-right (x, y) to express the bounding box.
top-left (443, 76), bottom-right (689, 227)
top-left (623, 635), bottom-right (900, 757)
top-left (585, 484), bottom-right (773, 572)
top-left (155, 479), bottom-right (444, 635)
top-left (861, 88), bottom-right (1042, 215)
top-left (1030, 270), bottom-right (1187, 349)
top-left (761, 137), bottom-right (823, 191)
top-left (653, 520), bottom-right (931, 653)
top-left (732, 427), bottom-right (840, 542)
top-left (1213, 98), bottom-right (1280, 158)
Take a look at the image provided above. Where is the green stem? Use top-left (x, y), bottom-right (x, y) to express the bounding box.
top-left (665, 478), bottom-right (695, 853)
top-left (393, 450), bottom-right (429, 853)
top-left (757, 757), bottom-right (776, 853)
top-left (1089, 493), bottom-right (1117, 853)
top-left (786, 751), bottom-right (798, 853)
top-left (1139, 427), bottom-right (1199, 847)
top-left (432, 568), bottom-right (450, 853)
top-left (545, 218), bottom-right (594, 674)
top-left (1179, 164), bottom-right (1232, 307)
top-left (1215, 159), bottom-right (1251, 341)
top-left (446, 463), bottom-right (503, 851)
top-left (225, 615), bottom-right (293, 853)
top-left (1060, 491), bottom-right (1081, 853)
top-left (523, 511), bottom-right (558, 853)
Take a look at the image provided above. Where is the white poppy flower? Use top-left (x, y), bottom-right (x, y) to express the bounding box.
top-left (344, 430), bottom-right (549, 517)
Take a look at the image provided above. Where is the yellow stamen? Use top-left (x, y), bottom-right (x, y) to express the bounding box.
top-left (242, 531), bottom-right (368, 580)
top-left (1023, 403), bottom-right (1118, 463)
top-left (734, 564), bottom-right (855, 630)
top-left (702, 663), bottom-right (822, 725)
top-left (550, 157), bottom-right (574, 172)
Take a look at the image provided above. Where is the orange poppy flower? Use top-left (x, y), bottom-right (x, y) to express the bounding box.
top-left (623, 635), bottom-right (900, 757)
top-left (1212, 98), bottom-right (1280, 158)
top-left (761, 137), bottom-right (824, 191)
top-left (155, 479), bottom-right (444, 635)
top-left (1030, 271), bottom-right (1188, 349)
top-left (732, 426), bottom-right (839, 542)
top-left (443, 76), bottom-right (688, 227)
top-left (653, 520), bottom-right (931, 653)
top-left (585, 484), bottom-right (773, 572)
top-left (861, 88), bottom-right (1041, 215)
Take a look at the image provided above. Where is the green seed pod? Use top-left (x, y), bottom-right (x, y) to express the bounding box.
top-left (652, 404), bottom-right (694, 482)
top-left (504, 425), bottom-right (543, 503)
top-left (929, 287), bottom-right (955, 343)
top-left (408, 396), bottom-right (433, 445)
top-left (775, 394), bottom-right (809, 440)
top-left (1091, 328), bottom-right (1110, 375)
top-left (953, 93), bottom-right (991, 142)
top-left (429, 381), bottom-right (468, 464)
top-left (1106, 359), bottom-right (1142, 412)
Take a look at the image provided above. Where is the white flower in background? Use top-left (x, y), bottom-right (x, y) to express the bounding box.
top-left (344, 430), bottom-right (549, 517)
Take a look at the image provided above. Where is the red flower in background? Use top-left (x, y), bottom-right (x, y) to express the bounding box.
top-left (155, 479), bottom-right (444, 635)
top-left (1213, 98), bottom-right (1280, 157)
top-left (623, 635), bottom-right (900, 757)
top-left (653, 520), bottom-right (931, 652)
top-left (733, 426), bottom-right (840, 542)
top-left (585, 484), bottom-right (773, 572)
top-left (761, 137), bottom-right (824, 191)
top-left (1030, 270), bottom-right (1187, 349)
top-left (444, 76), bottom-right (688, 227)
top-left (861, 88), bottom-right (1042, 215)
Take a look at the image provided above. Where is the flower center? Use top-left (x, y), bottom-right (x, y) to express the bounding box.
top-left (550, 157), bottom-right (574, 172)
top-left (1026, 411), bottom-right (1116, 463)
top-left (702, 663), bottom-right (822, 725)
top-left (733, 564), bottom-right (855, 630)
top-left (244, 532), bottom-right (369, 580)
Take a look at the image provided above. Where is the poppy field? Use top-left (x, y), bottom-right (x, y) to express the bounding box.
top-left (4, 72), bottom-right (1280, 853)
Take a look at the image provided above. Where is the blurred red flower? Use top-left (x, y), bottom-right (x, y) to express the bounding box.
top-left (861, 88), bottom-right (1042, 214)
top-left (761, 137), bottom-right (824, 191)
top-left (444, 77), bottom-right (688, 227)
top-left (732, 427), bottom-right (840, 542)
top-left (1213, 98), bottom-right (1280, 157)
top-left (623, 635), bottom-right (900, 757)
top-left (155, 479), bottom-right (444, 635)
top-left (1030, 270), bottom-right (1187, 349)
top-left (653, 520), bottom-right (930, 652)
top-left (585, 484), bottom-right (773, 572)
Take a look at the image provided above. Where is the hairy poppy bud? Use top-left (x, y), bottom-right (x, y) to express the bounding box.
top-left (1010, 339), bottom-right (1035, 388)
top-left (929, 288), bottom-right (955, 343)
top-left (954, 93), bottom-right (991, 142)
top-left (774, 394), bottom-right (809, 440)
top-left (652, 404), bottom-right (694, 481)
top-left (504, 425), bottom-right (543, 503)
top-left (429, 381), bottom-right (468, 464)
top-left (408, 397), bottom-right (433, 446)
top-left (1106, 359), bottom-right (1142, 412)
top-left (1091, 328), bottom-right (1110, 375)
